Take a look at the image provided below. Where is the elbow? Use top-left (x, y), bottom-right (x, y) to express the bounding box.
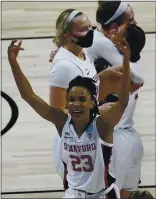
top-left (20, 91), bottom-right (34, 104)
top-left (20, 91), bottom-right (26, 100)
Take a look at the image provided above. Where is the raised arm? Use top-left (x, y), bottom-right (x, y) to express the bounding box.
top-left (8, 40), bottom-right (67, 136)
top-left (96, 39), bottom-right (130, 143)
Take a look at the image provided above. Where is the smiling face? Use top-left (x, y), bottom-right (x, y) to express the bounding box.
top-left (67, 86), bottom-right (94, 121)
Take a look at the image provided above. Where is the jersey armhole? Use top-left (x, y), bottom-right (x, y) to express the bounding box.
top-left (100, 139), bottom-right (113, 148)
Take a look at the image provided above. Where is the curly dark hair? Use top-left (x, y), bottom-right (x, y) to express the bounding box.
top-left (67, 76), bottom-right (99, 123)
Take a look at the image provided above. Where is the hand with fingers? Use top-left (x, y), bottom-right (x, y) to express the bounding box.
top-left (49, 49), bottom-right (58, 63)
top-left (49, 49), bottom-right (59, 63)
top-left (8, 40), bottom-right (24, 63)
top-left (49, 42), bottom-right (59, 63)
top-left (115, 38), bottom-right (130, 61)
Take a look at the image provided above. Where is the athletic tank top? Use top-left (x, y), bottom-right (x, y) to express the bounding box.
top-left (60, 115), bottom-right (115, 193)
top-left (52, 47), bottom-right (100, 100)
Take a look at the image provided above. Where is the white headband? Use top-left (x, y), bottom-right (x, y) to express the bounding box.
top-left (64, 10), bottom-right (80, 29)
top-left (104, 2), bottom-right (128, 25)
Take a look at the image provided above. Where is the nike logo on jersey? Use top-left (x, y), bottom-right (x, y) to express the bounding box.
top-left (87, 133), bottom-right (92, 139)
top-left (64, 135), bottom-right (73, 139)
top-left (65, 132), bottom-right (73, 139)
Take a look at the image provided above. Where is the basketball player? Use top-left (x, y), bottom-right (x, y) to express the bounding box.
top-left (93, 23), bottom-right (146, 199)
top-left (85, 1), bottom-right (149, 198)
top-left (7, 39), bottom-right (130, 198)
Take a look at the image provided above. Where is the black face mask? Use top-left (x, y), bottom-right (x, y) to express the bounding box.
top-left (72, 29), bottom-right (94, 48)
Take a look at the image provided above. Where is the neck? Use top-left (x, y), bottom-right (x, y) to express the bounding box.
top-left (71, 117), bottom-right (90, 137)
top-left (98, 27), bottom-right (111, 39)
top-left (63, 43), bottom-right (84, 60)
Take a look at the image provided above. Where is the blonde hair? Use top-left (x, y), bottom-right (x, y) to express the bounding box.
top-left (53, 9), bottom-right (82, 47)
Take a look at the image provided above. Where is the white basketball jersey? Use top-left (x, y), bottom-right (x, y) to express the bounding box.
top-left (51, 47), bottom-right (100, 100)
top-left (60, 115), bottom-right (114, 193)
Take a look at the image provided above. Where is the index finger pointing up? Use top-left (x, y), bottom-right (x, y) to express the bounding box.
top-left (10, 40), bottom-right (18, 46)
top-left (123, 38), bottom-right (129, 47)
top-left (18, 40), bottom-right (22, 47)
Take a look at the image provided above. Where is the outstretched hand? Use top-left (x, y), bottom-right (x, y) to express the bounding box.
top-left (49, 49), bottom-right (59, 63)
top-left (8, 40), bottom-right (24, 62)
top-left (115, 39), bottom-right (130, 60)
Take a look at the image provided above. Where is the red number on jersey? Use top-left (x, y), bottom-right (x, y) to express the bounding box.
top-left (69, 155), bottom-right (82, 171)
top-left (69, 155), bottom-right (94, 172)
top-left (81, 155), bottom-right (94, 172)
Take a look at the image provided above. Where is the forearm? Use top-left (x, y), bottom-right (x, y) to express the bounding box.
top-left (118, 56), bottom-right (130, 109)
top-left (111, 64), bottom-right (144, 85)
top-left (7, 40), bottom-right (69, 128)
top-left (105, 48), bottom-right (143, 84)
top-left (9, 59), bottom-right (34, 101)
top-left (110, 64), bottom-right (143, 84)
top-left (108, 81), bottom-right (142, 95)
top-left (115, 64), bottom-right (144, 84)
top-left (111, 65), bottom-right (123, 72)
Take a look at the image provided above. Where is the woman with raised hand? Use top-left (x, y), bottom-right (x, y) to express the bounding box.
top-left (8, 39), bottom-right (130, 198)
